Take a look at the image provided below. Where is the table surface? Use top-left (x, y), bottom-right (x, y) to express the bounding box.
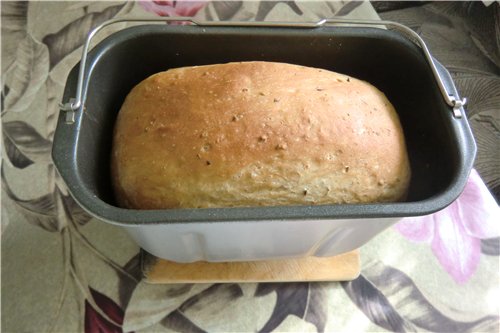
top-left (2, 1), bottom-right (499, 332)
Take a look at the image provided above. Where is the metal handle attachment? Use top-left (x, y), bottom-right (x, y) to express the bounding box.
top-left (60, 17), bottom-right (465, 123)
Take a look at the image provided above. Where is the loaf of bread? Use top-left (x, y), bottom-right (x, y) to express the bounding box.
top-left (111, 61), bottom-right (410, 209)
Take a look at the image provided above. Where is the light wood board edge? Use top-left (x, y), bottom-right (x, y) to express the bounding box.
top-left (143, 250), bottom-right (360, 284)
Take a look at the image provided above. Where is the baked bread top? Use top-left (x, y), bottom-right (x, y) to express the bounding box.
top-left (111, 61), bottom-right (411, 209)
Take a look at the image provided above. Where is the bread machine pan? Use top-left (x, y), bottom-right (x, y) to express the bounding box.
top-left (52, 18), bottom-right (476, 262)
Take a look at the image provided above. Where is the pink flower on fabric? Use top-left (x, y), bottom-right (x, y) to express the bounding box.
top-left (395, 169), bottom-right (500, 284)
top-left (138, 0), bottom-right (208, 18)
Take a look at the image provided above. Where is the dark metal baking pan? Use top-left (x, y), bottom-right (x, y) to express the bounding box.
top-left (52, 21), bottom-right (476, 225)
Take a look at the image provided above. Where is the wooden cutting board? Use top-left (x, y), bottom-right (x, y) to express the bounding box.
top-left (142, 250), bottom-right (360, 283)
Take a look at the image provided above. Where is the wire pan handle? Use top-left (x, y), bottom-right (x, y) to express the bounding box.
top-left (60, 17), bottom-right (465, 123)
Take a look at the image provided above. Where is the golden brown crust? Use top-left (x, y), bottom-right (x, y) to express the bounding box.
top-left (111, 61), bottom-right (411, 209)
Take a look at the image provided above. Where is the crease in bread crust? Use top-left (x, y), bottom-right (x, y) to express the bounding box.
top-left (111, 61), bottom-right (411, 209)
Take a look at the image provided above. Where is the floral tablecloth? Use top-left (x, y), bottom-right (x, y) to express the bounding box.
top-left (2, 1), bottom-right (499, 332)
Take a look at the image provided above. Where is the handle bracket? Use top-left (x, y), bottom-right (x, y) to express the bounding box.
top-left (60, 17), bottom-right (465, 122)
